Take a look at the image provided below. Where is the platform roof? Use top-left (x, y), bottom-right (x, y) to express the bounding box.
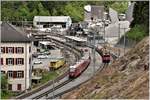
top-left (65, 36), bottom-right (87, 42)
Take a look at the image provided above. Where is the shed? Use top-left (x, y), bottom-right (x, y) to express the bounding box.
top-left (33, 16), bottom-right (72, 29)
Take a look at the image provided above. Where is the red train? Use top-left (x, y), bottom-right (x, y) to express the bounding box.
top-left (97, 46), bottom-right (111, 64)
top-left (69, 52), bottom-right (91, 78)
top-left (102, 54), bottom-right (110, 63)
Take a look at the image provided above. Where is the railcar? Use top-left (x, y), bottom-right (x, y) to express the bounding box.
top-left (69, 53), bottom-right (91, 78)
top-left (49, 57), bottom-right (65, 70)
top-left (102, 54), bottom-right (110, 63)
top-left (97, 46), bottom-right (111, 64)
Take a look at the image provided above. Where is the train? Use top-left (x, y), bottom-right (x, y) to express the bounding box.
top-left (69, 51), bottom-right (91, 78)
top-left (96, 46), bottom-right (111, 64)
top-left (49, 57), bottom-right (66, 70)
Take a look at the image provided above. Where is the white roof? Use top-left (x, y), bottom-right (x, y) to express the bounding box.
top-left (65, 36), bottom-right (87, 42)
top-left (39, 41), bottom-right (51, 45)
top-left (34, 16), bottom-right (71, 22)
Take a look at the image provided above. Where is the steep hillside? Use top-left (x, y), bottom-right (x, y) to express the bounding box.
top-left (62, 36), bottom-right (149, 99)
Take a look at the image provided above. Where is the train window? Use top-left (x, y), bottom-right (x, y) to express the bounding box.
top-left (50, 62), bottom-right (56, 66)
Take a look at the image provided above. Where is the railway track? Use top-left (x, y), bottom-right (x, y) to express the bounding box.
top-left (47, 65), bottom-right (107, 99)
top-left (46, 50), bottom-right (117, 99)
top-left (17, 34), bottom-right (118, 99)
top-left (30, 47), bottom-right (117, 99)
top-left (32, 79), bottom-right (73, 99)
top-left (16, 36), bottom-right (82, 99)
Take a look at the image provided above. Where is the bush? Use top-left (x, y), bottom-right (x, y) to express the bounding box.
top-left (127, 24), bottom-right (146, 41)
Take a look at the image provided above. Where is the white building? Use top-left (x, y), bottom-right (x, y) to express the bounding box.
top-left (1, 22), bottom-right (33, 91)
top-left (84, 5), bottom-right (104, 22)
top-left (33, 16), bottom-right (72, 29)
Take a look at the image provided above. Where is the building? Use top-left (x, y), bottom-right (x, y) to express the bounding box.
top-left (33, 16), bottom-right (72, 29)
top-left (1, 22), bottom-right (33, 91)
top-left (84, 5), bottom-right (104, 22)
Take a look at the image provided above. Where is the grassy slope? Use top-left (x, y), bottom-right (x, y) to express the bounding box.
top-left (62, 36), bottom-right (149, 99)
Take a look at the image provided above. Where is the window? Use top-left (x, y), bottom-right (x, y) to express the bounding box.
top-left (1, 58), bottom-right (3, 65)
top-left (1, 47), bottom-right (5, 53)
top-left (17, 84), bottom-right (22, 91)
top-left (15, 47), bottom-right (24, 54)
top-left (1, 71), bottom-right (5, 74)
top-left (17, 71), bottom-right (24, 78)
top-left (6, 47), bottom-right (14, 53)
top-left (29, 46), bottom-right (31, 53)
top-left (6, 58), bottom-right (14, 65)
top-left (29, 57), bottom-right (31, 64)
top-left (16, 58), bottom-right (24, 65)
top-left (8, 71), bottom-right (24, 78)
top-left (8, 71), bottom-right (13, 78)
top-left (8, 84), bottom-right (12, 90)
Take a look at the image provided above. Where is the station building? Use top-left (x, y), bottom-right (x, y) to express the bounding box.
top-left (33, 16), bottom-right (72, 29)
top-left (1, 22), bottom-right (33, 91)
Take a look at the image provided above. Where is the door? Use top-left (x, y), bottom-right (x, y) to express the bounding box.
top-left (17, 84), bottom-right (21, 91)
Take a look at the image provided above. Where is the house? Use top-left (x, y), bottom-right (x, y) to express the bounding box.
top-left (33, 16), bottom-right (72, 29)
top-left (1, 22), bottom-right (33, 92)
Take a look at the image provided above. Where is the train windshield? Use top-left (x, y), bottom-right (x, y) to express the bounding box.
top-left (70, 67), bottom-right (75, 72)
top-left (50, 62), bottom-right (56, 66)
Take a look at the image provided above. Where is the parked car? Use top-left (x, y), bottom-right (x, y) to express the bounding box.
top-left (32, 53), bottom-right (38, 58)
top-left (34, 61), bottom-right (42, 64)
top-left (38, 28), bottom-right (51, 33)
top-left (37, 55), bottom-right (48, 59)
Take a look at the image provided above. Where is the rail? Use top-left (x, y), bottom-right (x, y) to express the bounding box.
top-left (31, 45), bottom-right (118, 99)
top-left (17, 34), bottom-right (118, 99)
top-left (47, 48), bottom-right (118, 99)
top-left (16, 36), bottom-right (82, 99)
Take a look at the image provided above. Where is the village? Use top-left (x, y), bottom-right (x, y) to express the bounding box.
top-left (1, 1), bottom-right (149, 99)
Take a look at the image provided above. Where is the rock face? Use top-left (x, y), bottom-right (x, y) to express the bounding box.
top-left (62, 37), bottom-right (149, 99)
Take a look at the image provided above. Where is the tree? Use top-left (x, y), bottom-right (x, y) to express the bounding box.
top-left (63, 2), bottom-right (84, 22)
top-left (1, 74), bottom-right (8, 90)
top-left (18, 4), bottom-right (30, 20)
top-left (29, 9), bottom-right (38, 20)
top-left (37, 3), bottom-right (50, 16)
top-left (104, 1), bottom-right (128, 13)
top-left (131, 1), bottom-right (149, 34)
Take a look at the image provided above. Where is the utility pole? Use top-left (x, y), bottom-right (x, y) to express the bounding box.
top-left (103, 20), bottom-right (105, 44)
top-left (118, 23), bottom-right (121, 57)
top-left (52, 68), bottom-right (55, 99)
top-left (91, 31), bottom-right (96, 75)
top-left (118, 23), bottom-right (121, 41)
top-left (123, 28), bottom-right (126, 55)
top-left (22, 17), bottom-right (23, 31)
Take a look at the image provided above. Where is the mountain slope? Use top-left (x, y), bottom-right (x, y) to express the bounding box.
top-left (62, 36), bottom-right (149, 99)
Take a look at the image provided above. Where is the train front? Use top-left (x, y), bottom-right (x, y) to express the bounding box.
top-left (69, 65), bottom-right (76, 78)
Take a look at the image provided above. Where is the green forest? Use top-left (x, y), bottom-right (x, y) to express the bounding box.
top-left (1, 1), bottom-right (128, 22)
top-left (1, 1), bottom-right (149, 39)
